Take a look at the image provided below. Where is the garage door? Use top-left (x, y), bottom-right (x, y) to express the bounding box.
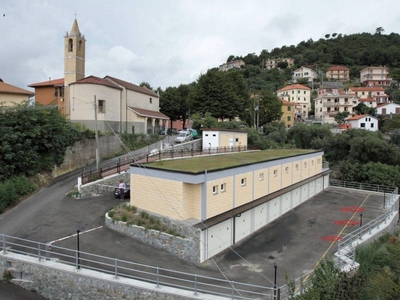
top-left (206, 219), bottom-right (232, 259)
top-left (254, 203), bottom-right (268, 231)
top-left (235, 210), bottom-right (252, 244)
top-left (269, 196), bottom-right (281, 222)
top-left (281, 192), bottom-right (291, 214)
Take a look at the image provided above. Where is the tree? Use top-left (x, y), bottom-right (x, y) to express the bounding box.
top-left (0, 104), bottom-right (90, 181)
top-left (353, 103), bottom-right (375, 115)
top-left (227, 55), bottom-right (235, 62)
top-left (334, 111), bottom-right (350, 125)
top-left (325, 34), bottom-right (330, 39)
top-left (159, 84), bottom-right (192, 126)
top-left (139, 81), bottom-right (154, 91)
top-left (276, 61), bottom-right (288, 69)
top-left (190, 69), bottom-right (249, 121)
top-left (257, 89), bottom-right (283, 126)
top-left (375, 27), bottom-right (384, 35)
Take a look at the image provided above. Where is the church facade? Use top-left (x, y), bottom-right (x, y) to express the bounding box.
top-left (29, 19), bottom-right (168, 134)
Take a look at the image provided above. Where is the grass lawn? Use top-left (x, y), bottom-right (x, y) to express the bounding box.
top-left (145, 149), bottom-right (316, 173)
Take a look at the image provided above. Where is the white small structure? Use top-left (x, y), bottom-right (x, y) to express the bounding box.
top-left (376, 103), bottom-right (400, 116)
top-left (202, 129), bottom-right (248, 149)
top-left (345, 114), bottom-right (378, 131)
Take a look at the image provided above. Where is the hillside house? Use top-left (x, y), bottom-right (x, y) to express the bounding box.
top-left (348, 87), bottom-right (389, 105)
top-left (292, 67), bottom-right (318, 83)
top-left (326, 65), bottom-right (350, 82)
top-left (219, 60), bottom-right (245, 71)
top-left (345, 114), bottom-right (378, 131)
top-left (280, 99), bottom-right (296, 128)
top-left (265, 58), bottom-right (294, 70)
top-left (376, 103), bottom-right (400, 116)
top-left (277, 84), bottom-right (311, 119)
top-left (0, 79), bottom-right (34, 106)
top-left (360, 66), bottom-right (392, 87)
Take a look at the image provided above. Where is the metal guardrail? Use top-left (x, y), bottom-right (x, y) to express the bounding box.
top-left (1, 234), bottom-right (274, 299)
top-left (279, 180), bottom-right (399, 299)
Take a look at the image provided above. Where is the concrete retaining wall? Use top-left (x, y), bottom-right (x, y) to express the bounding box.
top-left (53, 135), bottom-right (124, 177)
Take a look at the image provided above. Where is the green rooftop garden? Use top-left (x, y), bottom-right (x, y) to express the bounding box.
top-left (145, 149), bottom-right (316, 173)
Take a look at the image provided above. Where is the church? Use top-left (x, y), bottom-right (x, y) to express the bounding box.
top-left (29, 19), bottom-right (169, 134)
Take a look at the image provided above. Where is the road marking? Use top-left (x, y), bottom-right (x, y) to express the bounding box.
top-left (297, 193), bottom-right (371, 290)
top-left (48, 225), bottom-right (103, 245)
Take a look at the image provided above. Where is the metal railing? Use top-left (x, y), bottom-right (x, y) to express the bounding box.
top-left (1, 234), bottom-right (274, 299)
top-left (279, 180), bottom-right (399, 299)
top-left (81, 146), bottom-right (252, 184)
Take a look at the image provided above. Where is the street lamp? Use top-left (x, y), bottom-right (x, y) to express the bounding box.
top-left (274, 262), bottom-right (278, 299)
top-left (77, 229), bottom-right (81, 269)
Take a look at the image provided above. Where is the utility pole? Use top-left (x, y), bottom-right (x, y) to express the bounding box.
top-left (94, 95), bottom-right (100, 170)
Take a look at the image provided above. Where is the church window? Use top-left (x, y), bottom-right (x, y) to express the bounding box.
top-left (98, 100), bottom-right (106, 113)
top-left (68, 39), bottom-right (73, 52)
top-left (78, 40), bottom-right (82, 53)
top-left (149, 98), bottom-right (152, 104)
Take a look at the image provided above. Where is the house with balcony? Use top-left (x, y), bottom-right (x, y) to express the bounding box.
top-left (265, 57), bottom-right (294, 70)
top-left (348, 87), bottom-right (389, 105)
top-left (0, 79), bottom-right (34, 107)
top-left (219, 60), bottom-right (245, 71)
top-left (326, 65), bottom-right (350, 82)
top-left (345, 114), bottom-right (378, 131)
top-left (292, 67), bottom-right (318, 83)
top-left (128, 149), bottom-right (329, 262)
top-left (360, 66), bottom-right (392, 87)
top-left (314, 88), bottom-right (358, 124)
top-left (277, 84), bottom-right (311, 120)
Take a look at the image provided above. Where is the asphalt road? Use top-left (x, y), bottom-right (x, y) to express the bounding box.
top-left (0, 139), bottom-right (392, 299)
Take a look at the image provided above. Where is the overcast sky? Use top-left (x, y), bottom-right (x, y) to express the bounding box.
top-left (1, 0), bottom-right (400, 92)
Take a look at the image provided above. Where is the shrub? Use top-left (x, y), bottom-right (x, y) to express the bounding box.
top-left (108, 211), bottom-right (115, 218)
top-left (140, 211), bottom-right (150, 219)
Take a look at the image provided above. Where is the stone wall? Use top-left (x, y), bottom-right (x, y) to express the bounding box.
top-left (105, 213), bottom-right (201, 264)
top-left (0, 254), bottom-right (220, 300)
top-left (52, 135), bottom-right (124, 177)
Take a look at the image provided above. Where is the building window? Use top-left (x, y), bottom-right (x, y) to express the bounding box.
top-left (288, 106), bottom-right (291, 111)
top-left (285, 167), bottom-right (289, 173)
top-left (78, 40), bottom-right (82, 52)
top-left (304, 162), bottom-right (307, 168)
top-left (205, 134), bottom-right (209, 136)
top-left (317, 158), bottom-right (321, 164)
top-left (54, 88), bottom-right (58, 97)
top-left (68, 38), bottom-right (73, 52)
top-left (273, 169), bottom-right (278, 177)
top-left (213, 185), bottom-right (218, 194)
top-left (149, 98), bottom-right (152, 104)
top-left (213, 134), bottom-right (216, 137)
top-left (236, 138), bottom-right (239, 142)
top-left (220, 183), bottom-right (226, 192)
top-left (312, 161), bottom-right (314, 166)
top-left (98, 100), bottom-right (105, 113)
top-left (360, 123), bottom-right (366, 128)
top-left (371, 123), bottom-right (374, 128)
top-left (295, 164), bottom-right (299, 170)
top-left (241, 178), bottom-right (246, 186)
top-left (287, 116), bottom-right (291, 121)
top-left (259, 173), bottom-right (264, 181)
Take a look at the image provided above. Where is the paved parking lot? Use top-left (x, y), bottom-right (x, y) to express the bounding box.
top-left (0, 180), bottom-right (392, 295)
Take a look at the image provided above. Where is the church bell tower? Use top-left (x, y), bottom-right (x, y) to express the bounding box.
top-left (64, 18), bottom-right (85, 86)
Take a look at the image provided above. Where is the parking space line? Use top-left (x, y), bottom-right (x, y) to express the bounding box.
top-left (299, 193), bottom-right (371, 288)
top-left (48, 225), bottom-right (103, 245)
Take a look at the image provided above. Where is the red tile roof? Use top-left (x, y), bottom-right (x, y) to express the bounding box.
top-left (328, 65), bottom-right (349, 71)
top-left (0, 79), bottom-right (34, 95)
top-left (128, 107), bottom-right (169, 119)
top-left (73, 76), bottom-right (122, 90)
top-left (105, 76), bottom-right (159, 97)
top-left (347, 114), bottom-right (376, 121)
top-left (29, 78), bottom-right (64, 87)
top-left (277, 84), bottom-right (310, 92)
